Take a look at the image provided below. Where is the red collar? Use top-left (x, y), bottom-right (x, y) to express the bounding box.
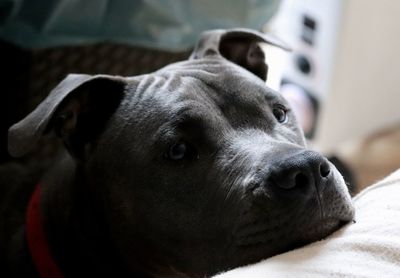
top-left (26, 184), bottom-right (64, 278)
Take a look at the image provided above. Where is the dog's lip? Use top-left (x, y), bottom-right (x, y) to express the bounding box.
top-left (284, 217), bottom-right (352, 251)
top-left (221, 216), bottom-right (353, 273)
top-left (232, 193), bottom-right (355, 243)
top-left (233, 214), bottom-right (353, 249)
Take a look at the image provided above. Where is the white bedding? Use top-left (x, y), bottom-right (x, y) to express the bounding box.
top-left (215, 169), bottom-right (400, 277)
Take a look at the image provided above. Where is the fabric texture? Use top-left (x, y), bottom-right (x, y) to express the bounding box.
top-left (215, 169), bottom-right (400, 277)
top-left (0, 0), bottom-right (280, 50)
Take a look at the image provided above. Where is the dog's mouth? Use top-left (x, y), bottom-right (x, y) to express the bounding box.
top-left (224, 182), bottom-right (355, 270)
top-left (234, 214), bottom-right (350, 249)
top-left (224, 214), bottom-right (352, 273)
top-left (288, 218), bottom-right (350, 250)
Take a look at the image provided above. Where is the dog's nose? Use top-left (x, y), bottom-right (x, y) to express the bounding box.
top-left (266, 151), bottom-right (331, 190)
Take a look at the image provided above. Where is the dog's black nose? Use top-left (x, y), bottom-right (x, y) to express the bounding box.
top-left (267, 151), bottom-right (331, 190)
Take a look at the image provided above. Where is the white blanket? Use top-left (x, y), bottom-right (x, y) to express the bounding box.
top-left (215, 169), bottom-right (400, 277)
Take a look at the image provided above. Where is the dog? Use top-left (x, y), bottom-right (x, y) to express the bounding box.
top-left (1, 29), bottom-right (354, 277)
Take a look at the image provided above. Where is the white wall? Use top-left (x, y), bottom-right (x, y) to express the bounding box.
top-left (315, 0), bottom-right (400, 152)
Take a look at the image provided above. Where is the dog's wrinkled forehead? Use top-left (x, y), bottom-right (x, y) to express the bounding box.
top-left (120, 57), bottom-right (302, 148)
top-left (7, 28), bottom-right (291, 158)
top-left (145, 27), bottom-right (291, 112)
top-left (156, 58), bottom-right (270, 98)
top-left (138, 58), bottom-right (283, 120)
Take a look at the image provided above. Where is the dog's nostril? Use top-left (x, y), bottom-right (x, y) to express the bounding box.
top-left (294, 172), bottom-right (309, 188)
top-left (320, 161), bottom-right (331, 178)
top-left (266, 152), bottom-right (332, 191)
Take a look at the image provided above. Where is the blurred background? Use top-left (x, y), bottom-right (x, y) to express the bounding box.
top-left (1, 0), bottom-right (399, 191)
top-left (262, 0), bottom-right (400, 190)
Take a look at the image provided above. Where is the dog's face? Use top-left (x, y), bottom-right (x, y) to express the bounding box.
top-left (9, 29), bottom-right (354, 276)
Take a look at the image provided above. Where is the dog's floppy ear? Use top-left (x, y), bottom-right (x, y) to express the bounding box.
top-left (190, 28), bottom-right (290, 81)
top-left (8, 74), bottom-right (125, 159)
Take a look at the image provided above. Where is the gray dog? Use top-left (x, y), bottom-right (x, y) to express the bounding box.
top-left (2, 29), bottom-right (354, 277)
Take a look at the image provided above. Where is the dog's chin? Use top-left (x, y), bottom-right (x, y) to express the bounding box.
top-left (223, 215), bottom-right (351, 274)
top-left (285, 217), bottom-right (350, 250)
top-left (223, 180), bottom-right (355, 274)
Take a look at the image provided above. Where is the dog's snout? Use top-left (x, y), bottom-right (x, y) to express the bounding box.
top-left (266, 151), bottom-right (331, 191)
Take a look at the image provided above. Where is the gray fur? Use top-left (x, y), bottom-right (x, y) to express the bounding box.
top-left (3, 29), bottom-right (353, 277)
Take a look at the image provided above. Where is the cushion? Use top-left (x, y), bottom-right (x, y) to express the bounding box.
top-left (215, 169), bottom-right (400, 277)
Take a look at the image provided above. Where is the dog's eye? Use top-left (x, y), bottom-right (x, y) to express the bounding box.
top-left (169, 142), bottom-right (187, 160)
top-left (273, 106), bottom-right (287, 123)
top-left (167, 142), bottom-right (198, 161)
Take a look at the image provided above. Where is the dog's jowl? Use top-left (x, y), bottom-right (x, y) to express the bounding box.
top-left (2, 29), bottom-right (354, 277)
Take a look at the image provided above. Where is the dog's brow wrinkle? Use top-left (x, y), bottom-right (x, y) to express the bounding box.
top-left (263, 88), bottom-right (281, 101)
top-left (136, 75), bottom-right (158, 96)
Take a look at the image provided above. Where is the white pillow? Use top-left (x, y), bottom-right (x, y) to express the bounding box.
top-left (215, 169), bottom-right (400, 278)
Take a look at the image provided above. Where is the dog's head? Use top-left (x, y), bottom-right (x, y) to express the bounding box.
top-left (9, 29), bottom-right (354, 277)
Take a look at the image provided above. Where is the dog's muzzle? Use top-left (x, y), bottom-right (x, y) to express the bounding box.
top-left (231, 149), bottom-right (354, 255)
top-left (265, 150), bottom-right (332, 194)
